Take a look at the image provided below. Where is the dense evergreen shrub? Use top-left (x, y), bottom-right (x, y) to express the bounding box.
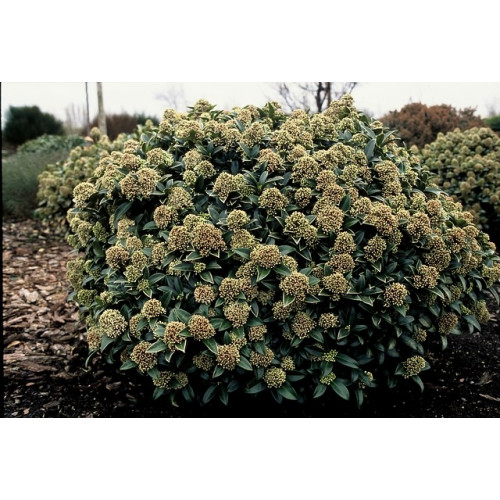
top-left (380, 103), bottom-right (484, 149)
top-left (420, 127), bottom-right (500, 232)
top-left (3, 106), bottom-right (64, 147)
top-left (17, 134), bottom-right (85, 154)
top-left (36, 123), bottom-right (157, 230)
top-left (66, 97), bottom-right (500, 407)
top-left (36, 129), bottom-right (126, 229)
top-left (2, 150), bottom-right (73, 219)
top-left (485, 115), bottom-right (500, 134)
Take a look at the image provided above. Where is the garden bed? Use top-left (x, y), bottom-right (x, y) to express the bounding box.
top-left (3, 219), bottom-right (499, 417)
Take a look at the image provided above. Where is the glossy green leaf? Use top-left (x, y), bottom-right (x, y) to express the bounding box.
top-left (330, 379), bottom-right (350, 400)
top-left (277, 381), bottom-right (298, 400)
top-left (146, 340), bottom-right (167, 353)
top-left (203, 338), bottom-right (218, 354)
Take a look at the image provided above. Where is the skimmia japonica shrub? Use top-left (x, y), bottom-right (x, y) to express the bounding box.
top-left (36, 122), bottom-right (155, 231)
top-left (66, 96), bottom-right (500, 407)
top-left (419, 127), bottom-right (500, 233)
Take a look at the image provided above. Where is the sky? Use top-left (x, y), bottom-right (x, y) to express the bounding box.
top-left (2, 82), bottom-right (499, 128)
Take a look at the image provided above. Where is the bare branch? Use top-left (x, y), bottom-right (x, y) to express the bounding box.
top-left (270, 82), bottom-right (359, 113)
top-left (156, 84), bottom-right (187, 112)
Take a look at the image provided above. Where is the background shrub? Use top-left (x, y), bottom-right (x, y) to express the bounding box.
top-left (420, 127), bottom-right (500, 233)
top-left (2, 150), bottom-right (73, 219)
top-left (66, 97), bottom-right (500, 408)
top-left (485, 115), bottom-right (500, 134)
top-left (3, 105), bottom-right (64, 147)
top-left (17, 134), bottom-right (85, 154)
top-left (380, 103), bottom-right (484, 148)
top-left (86, 113), bottom-right (159, 140)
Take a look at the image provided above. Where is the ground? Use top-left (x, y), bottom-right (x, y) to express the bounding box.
top-left (3, 219), bottom-right (500, 417)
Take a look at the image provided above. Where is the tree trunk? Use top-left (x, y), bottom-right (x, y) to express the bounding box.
top-left (85, 83), bottom-right (90, 135)
top-left (97, 82), bottom-right (107, 136)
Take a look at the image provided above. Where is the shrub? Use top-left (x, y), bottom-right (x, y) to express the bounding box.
top-left (35, 129), bottom-right (130, 230)
top-left (66, 96), bottom-right (500, 407)
top-left (17, 134), bottom-right (86, 154)
top-left (380, 103), bottom-right (484, 149)
top-left (3, 106), bottom-right (64, 147)
top-left (2, 150), bottom-right (73, 219)
top-left (419, 127), bottom-right (500, 232)
top-left (485, 115), bottom-right (500, 134)
top-left (87, 113), bottom-right (159, 140)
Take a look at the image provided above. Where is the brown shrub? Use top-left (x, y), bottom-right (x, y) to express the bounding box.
top-left (380, 103), bottom-right (484, 148)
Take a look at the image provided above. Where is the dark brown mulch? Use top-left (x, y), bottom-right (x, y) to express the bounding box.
top-left (2, 219), bottom-right (500, 418)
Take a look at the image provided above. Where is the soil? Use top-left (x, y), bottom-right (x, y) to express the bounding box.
top-left (2, 219), bottom-right (500, 418)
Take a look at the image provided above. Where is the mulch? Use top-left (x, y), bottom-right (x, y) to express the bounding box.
top-left (2, 219), bottom-right (500, 417)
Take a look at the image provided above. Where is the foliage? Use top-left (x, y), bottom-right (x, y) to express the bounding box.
top-left (87, 113), bottom-right (159, 140)
top-left (66, 96), bottom-right (500, 407)
top-left (3, 106), bottom-right (64, 147)
top-left (36, 129), bottom-right (131, 230)
top-left (2, 150), bottom-right (73, 219)
top-left (17, 134), bottom-right (85, 154)
top-left (419, 127), bottom-right (500, 232)
top-left (380, 103), bottom-right (484, 149)
top-left (485, 115), bottom-right (500, 133)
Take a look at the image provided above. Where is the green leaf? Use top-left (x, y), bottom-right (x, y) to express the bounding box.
top-left (153, 388), bottom-right (165, 400)
top-left (219, 387), bottom-right (229, 406)
top-left (309, 330), bottom-right (324, 343)
top-left (253, 341), bottom-right (267, 355)
top-left (245, 381), bottom-right (266, 394)
top-left (185, 251), bottom-right (203, 261)
top-left (232, 248), bottom-right (251, 259)
top-left (146, 340), bottom-right (167, 353)
top-left (203, 338), bottom-right (218, 354)
top-left (313, 383), bottom-right (327, 399)
top-left (330, 379), bottom-right (350, 400)
top-left (173, 308), bottom-right (191, 324)
top-left (274, 264), bottom-right (292, 276)
top-left (142, 221), bottom-right (158, 230)
top-left (120, 359), bottom-right (136, 370)
top-left (364, 139), bottom-right (376, 159)
top-left (172, 262), bottom-right (193, 272)
top-left (394, 305), bottom-right (407, 317)
top-left (277, 381), bottom-right (298, 400)
top-left (113, 200), bottom-right (133, 227)
top-left (354, 388), bottom-right (364, 408)
top-left (247, 317), bottom-right (264, 327)
top-left (412, 375), bottom-right (424, 392)
top-left (210, 318), bottom-right (232, 331)
top-left (256, 266), bottom-right (271, 282)
top-left (336, 353), bottom-right (359, 369)
top-left (429, 287), bottom-right (445, 301)
top-left (419, 315), bottom-right (432, 328)
top-left (340, 194), bottom-right (351, 213)
top-left (282, 294), bottom-right (295, 307)
top-left (464, 314), bottom-right (481, 331)
top-left (337, 328), bottom-right (350, 340)
top-left (100, 335), bottom-right (114, 351)
top-left (394, 363), bottom-right (405, 376)
top-left (200, 271), bottom-right (214, 283)
top-left (401, 335), bottom-right (418, 351)
top-left (148, 273), bottom-right (165, 285)
top-left (278, 245), bottom-right (296, 255)
top-left (237, 356), bottom-right (253, 371)
top-left (92, 241), bottom-right (104, 258)
top-left (212, 365), bottom-right (225, 378)
top-left (440, 335), bottom-right (448, 350)
top-left (202, 384), bottom-right (218, 404)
